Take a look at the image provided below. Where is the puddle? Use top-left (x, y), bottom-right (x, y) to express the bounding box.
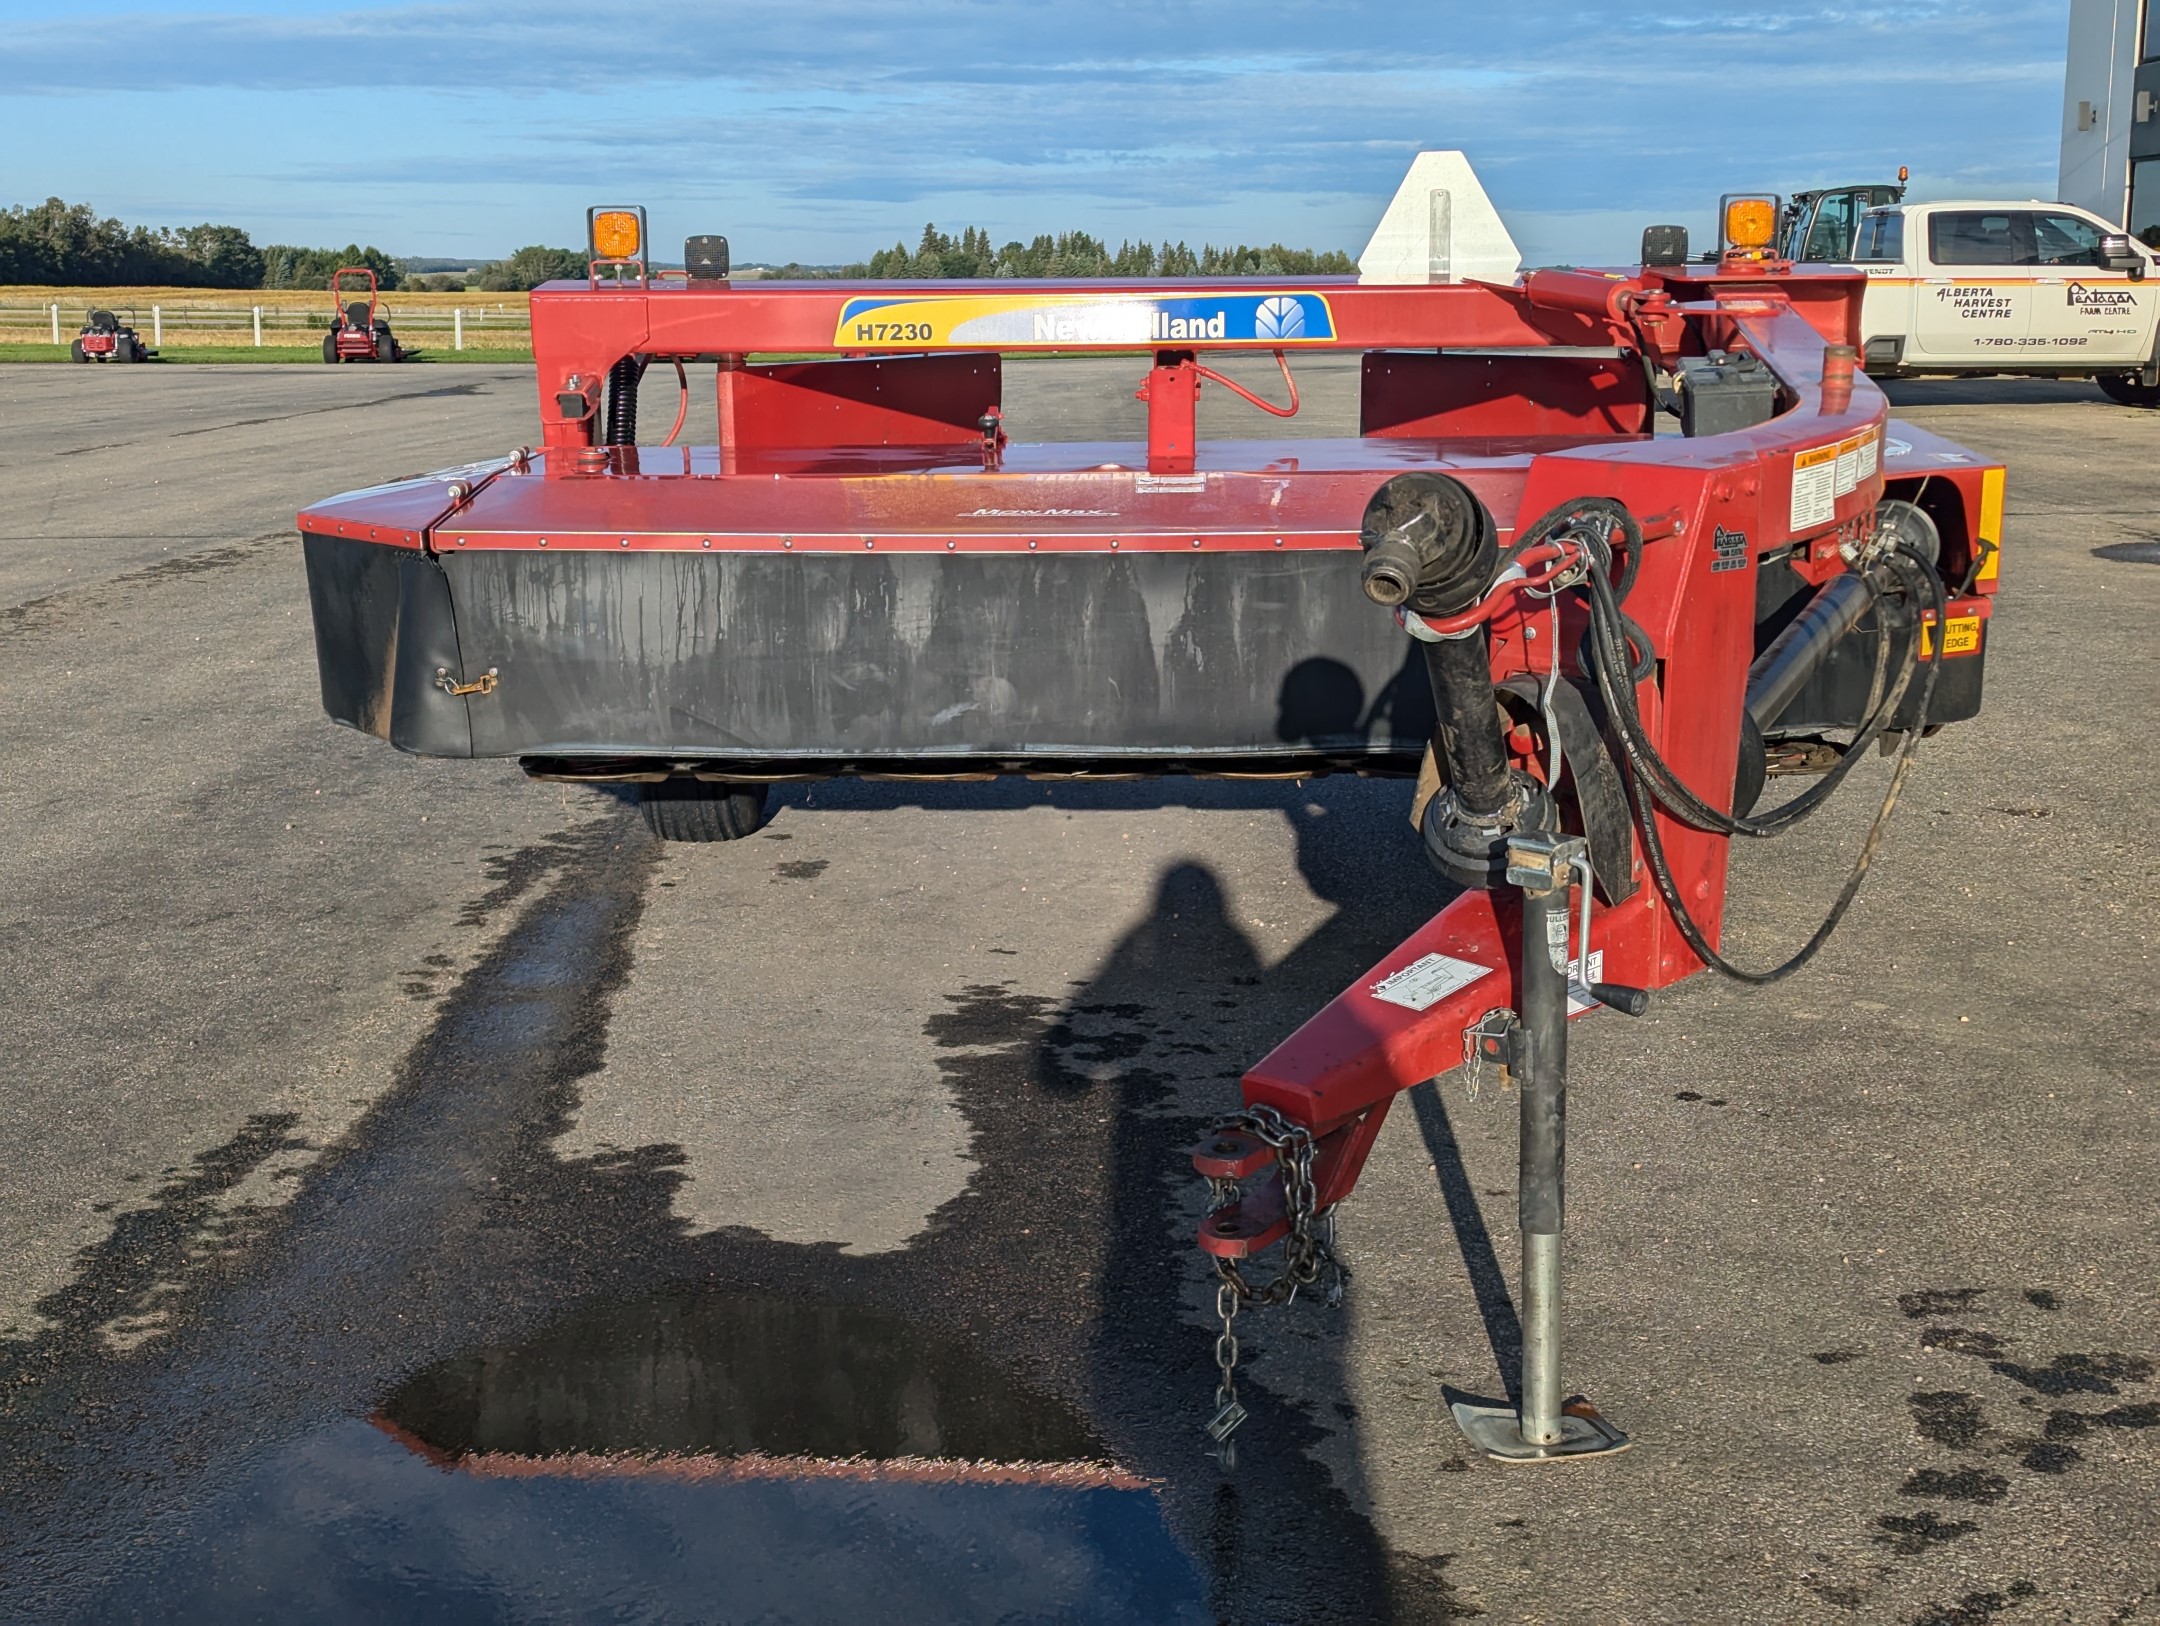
top-left (71, 1286), bottom-right (1211, 1625)
top-left (379, 1285), bottom-right (1112, 1467)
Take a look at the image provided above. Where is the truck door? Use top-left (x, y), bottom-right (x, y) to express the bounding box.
top-left (1852, 208), bottom-right (1914, 371)
top-left (1913, 210), bottom-right (2033, 363)
top-left (2024, 209), bottom-right (2152, 365)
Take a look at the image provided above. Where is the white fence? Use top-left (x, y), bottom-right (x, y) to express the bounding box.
top-left (0, 300), bottom-right (531, 350)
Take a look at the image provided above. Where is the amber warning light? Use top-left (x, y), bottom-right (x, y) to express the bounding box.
top-left (1721, 195), bottom-right (1778, 253)
top-left (587, 206), bottom-right (645, 262)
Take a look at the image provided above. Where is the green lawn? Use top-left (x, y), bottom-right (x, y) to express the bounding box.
top-left (0, 343), bottom-right (534, 364)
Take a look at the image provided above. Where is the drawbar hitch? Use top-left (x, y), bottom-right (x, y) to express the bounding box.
top-left (1369, 474), bottom-right (1638, 1461)
top-left (1197, 473), bottom-right (1644, 1464)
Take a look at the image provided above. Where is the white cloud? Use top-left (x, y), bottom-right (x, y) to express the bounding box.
top-left (0, 0), bottom-right (2067, 259)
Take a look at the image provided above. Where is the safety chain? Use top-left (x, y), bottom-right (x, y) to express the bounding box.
top-left (1200, 1103), bottom-right (1346, 1466)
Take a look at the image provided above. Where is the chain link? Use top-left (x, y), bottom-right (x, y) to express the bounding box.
top-left (1199, 1103), bottom-right (1347, 1462)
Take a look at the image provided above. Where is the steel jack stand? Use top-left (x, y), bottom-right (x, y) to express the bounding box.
top-left (1450, 831), bottom-right (1632, 1463)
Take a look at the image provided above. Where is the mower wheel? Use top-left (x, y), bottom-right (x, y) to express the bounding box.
top-left (323, 334), bottom-right (339, 364)
top-left (114, 335), bottom-right (137, 363)
top-left (375, 333), bottom-right (397, 364)
top-left (2098, 372), bottom-right (2160, 408)
top-left (638, 780), bottom-right (770, 842)
top-left (69, 338), bottom-right (85, 363)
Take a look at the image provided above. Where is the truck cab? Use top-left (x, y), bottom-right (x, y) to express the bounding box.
top-left (1847, 199), bottom-right (2160, 401)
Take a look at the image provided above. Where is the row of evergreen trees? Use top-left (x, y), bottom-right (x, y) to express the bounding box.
top-left (0, 200), bottom-right (585, 291)
top-left (3, 201), bottom-right (1355, 289)
top-left (772, 224), bottom-right (1355, 280)
top-left (0, 199), bottom-right (406, 290)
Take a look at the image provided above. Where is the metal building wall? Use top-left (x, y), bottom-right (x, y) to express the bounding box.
top-left (2060, 0), bottom-right (2139, 225)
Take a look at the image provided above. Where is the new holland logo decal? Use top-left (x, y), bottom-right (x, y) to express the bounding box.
top-left (833, 292), bottom-right (1338, 348)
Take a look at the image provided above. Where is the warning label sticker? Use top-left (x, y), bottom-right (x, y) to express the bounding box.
top-left (1567, 950), bottom-right (1606, 1017)
top-left (1834, 435), bottom-right (1860, 496)
top-left (1830, 428), bottom-right (1881, 498)
top-left (1919, 614), bottom-right (1982, 657)
top-left (1790, 442), bottom-right (1839, 530)
top-left (1371, 953), bottom-right (1492, 1012)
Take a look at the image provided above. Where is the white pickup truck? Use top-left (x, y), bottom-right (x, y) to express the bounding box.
top-left (1845, 199), bottom-right (2160, 404)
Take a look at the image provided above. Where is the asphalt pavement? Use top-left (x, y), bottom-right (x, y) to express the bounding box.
top-left (0, 357), bottom-right (2155, 1625)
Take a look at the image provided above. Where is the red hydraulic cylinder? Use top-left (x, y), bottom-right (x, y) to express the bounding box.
top-left (1138, 350), bottom-right (1200, 471)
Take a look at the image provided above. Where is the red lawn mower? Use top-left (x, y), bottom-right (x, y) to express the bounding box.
top-left (71, 309), bottom-right (149, 363)
top-left (324, 268), bottom-right (402, 363)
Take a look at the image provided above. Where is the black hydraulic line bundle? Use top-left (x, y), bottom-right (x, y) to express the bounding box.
top-left (1523, 496), bottom-right (1949, 984)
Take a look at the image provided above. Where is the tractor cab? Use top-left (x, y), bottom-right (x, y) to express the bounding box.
top-left (326, 268), bottom-right (403, 363)
top-left (1781, 174), bottom-right (1908, 262)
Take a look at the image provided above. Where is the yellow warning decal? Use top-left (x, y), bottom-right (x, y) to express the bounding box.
top-left (1919, 615), bottom-right (1982, 658)
top-left (1976, 467), bottom-right (2004, 580)
top-left (1790, 442), bottom-right (1841, 530)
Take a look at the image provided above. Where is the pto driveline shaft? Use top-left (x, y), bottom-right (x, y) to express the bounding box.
top-left (1424, 633), bottom-right (1513, 818)
top-left (1745, 571), bottom-right (1875, 733)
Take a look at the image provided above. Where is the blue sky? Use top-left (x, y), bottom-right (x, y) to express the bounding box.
top-left (0, 1), bottom-right (2070, 266)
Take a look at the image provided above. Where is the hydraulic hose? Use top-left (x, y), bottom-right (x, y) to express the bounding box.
top-left (603, 355), bottom-right (645, 446)
top-left (1551, 495), bottom-right (1947, 984)
top-left (660, 359), bottom-right (689, 448)
top-left (1193, 350), bottom-right (1300, 418)
top-left (1577, 534), bottom-right (1918, 841)
top-left (1616, 546), bottom-right (1942, 984)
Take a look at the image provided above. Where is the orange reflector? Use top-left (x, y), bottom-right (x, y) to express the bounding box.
top-left (1724, 197), bottom-right (1777, 251)
top-left (1977, 467), bottom-right (2004, 578)
top-left (591, 209), bottom-right (642, 260)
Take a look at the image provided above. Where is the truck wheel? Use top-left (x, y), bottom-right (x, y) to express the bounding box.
top-left (69, 338), bottom-right (85, 363)
top-left (2098, 373), bottom-right (2160, 408)
top-left (639, 780), bottom-right (770, 842)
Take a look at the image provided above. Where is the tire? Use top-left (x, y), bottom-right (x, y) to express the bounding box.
top-left (2097, 372), bottom-right (2160, 408)
top-left (375, 333), bottom-right (396, 364)
top-left (69, 338), bottom-right (85, 363)
top-left (114, 335), bottom-right (137, 363)
top-left (639, 780), bottom-right (770, 842)
top-left (323, 334), bottom-right (339, 364)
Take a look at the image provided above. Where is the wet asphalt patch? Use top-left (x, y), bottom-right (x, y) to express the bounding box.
top-left (0, 824), bottom-right (1476, 1623)
top-left (1835, 1285), bottom-right (2160, 1623)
